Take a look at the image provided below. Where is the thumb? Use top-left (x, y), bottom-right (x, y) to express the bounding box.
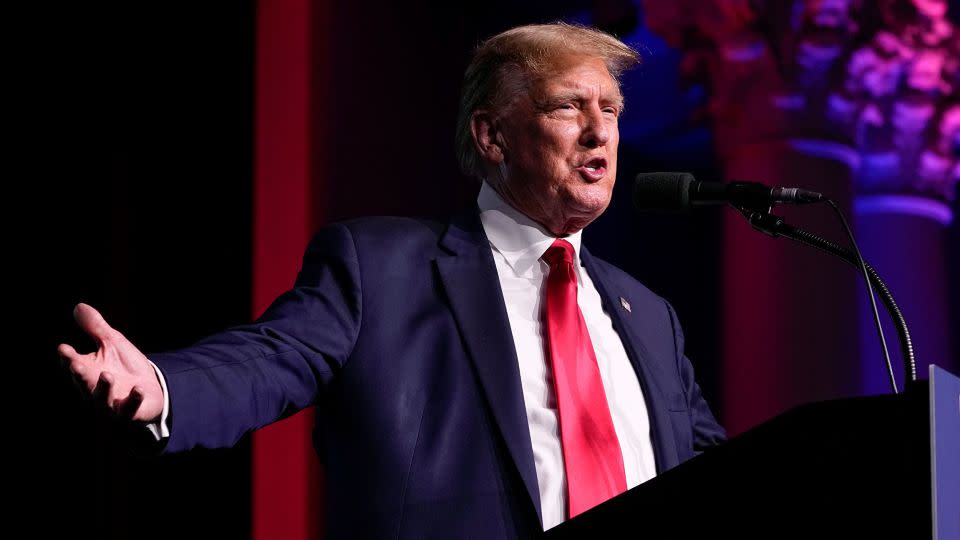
top-left (73, 303), bottom-right (116, 343)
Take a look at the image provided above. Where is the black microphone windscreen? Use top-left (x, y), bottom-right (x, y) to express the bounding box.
top-left (633, 172), bottom-right (697, 213)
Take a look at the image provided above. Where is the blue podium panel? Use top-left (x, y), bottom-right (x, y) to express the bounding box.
top-left (931, 365), bottom-right (960, 540)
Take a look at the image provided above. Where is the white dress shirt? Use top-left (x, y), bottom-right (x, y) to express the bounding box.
top-left (145, 362), bottom-right (171, 440)
top-left (146, 182), bottom-right (657, 530)
top-left (477, 181), bottom-right (656, 530)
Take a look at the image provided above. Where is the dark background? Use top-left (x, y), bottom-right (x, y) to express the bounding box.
top-left (28, 1), bottom-right (958, 538)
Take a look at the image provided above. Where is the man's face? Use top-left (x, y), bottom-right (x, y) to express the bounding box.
top-left (492, 56), bottom-right (622, 236)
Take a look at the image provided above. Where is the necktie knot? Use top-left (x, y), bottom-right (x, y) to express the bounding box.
top-left (542, 239), bottom-right (576, 268)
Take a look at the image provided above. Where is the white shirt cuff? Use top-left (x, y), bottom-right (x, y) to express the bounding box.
top-left (144, 359), bottom-right (171, 441)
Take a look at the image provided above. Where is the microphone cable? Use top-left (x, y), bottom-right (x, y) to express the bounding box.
top-left (822, 199), bottom-right (898, 394)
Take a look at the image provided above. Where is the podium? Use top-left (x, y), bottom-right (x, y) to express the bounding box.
top-left (546, 366), bottom-right (959, 539)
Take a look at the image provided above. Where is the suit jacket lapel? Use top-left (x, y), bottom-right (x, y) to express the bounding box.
top-left (580, 246), bottom-right (681, 473)
top-left (435, 209), bottom-right (543, 522)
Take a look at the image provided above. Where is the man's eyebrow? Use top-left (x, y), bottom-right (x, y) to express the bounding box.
top-left (536, 91), bottom-right (625, 109)
top-left (535, 92), bottom-right (581, 109)
top-left (604, 94), bottom-right (625, 110)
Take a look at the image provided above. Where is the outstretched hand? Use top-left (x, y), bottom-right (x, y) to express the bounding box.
top-left (58, 303), bottom-right (164, 423)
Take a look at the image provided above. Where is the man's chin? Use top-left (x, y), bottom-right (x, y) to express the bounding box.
top-left (557, 206), bottom-right (607, 235)
top-left (565, 194), bottom-right (611, 220)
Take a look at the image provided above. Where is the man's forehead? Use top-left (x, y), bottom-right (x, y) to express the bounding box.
top-left (533, 59), bottom-right (623, 102)
top-left (542, 76), bottom-right (622, 100)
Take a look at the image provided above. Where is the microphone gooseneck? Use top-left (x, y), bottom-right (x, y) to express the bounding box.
top-left (632, 171), bottom-right (915, 393)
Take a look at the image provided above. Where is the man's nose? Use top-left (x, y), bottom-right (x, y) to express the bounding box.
top-left (580, 106), bottom-right (611, 148)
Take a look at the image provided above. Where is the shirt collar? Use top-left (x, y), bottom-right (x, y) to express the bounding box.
top-left (477, 181), bottom-right (583, 277)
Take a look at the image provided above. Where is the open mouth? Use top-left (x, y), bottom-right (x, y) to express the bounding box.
top-left (576, 157), bottom-right (608, 182)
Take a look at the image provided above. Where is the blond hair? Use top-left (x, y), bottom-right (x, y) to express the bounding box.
top-left (455, 23), bottom-right (641, 179)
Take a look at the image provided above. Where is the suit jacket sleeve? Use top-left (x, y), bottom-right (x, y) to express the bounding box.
top-left (147, 223), bottom-right (362, 453)
top-left (665, 299), bottom-right (727, 452)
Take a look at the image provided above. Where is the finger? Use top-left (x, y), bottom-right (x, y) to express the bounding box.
top-left (73, 303), bottom-right (116, 344)
top-left (58, 343), bottom-right (83, 362)
top-left (92, 371), bottom-right (115, 411)
top-left (58, 343), bottom-right (91, 372)
top-left (58, 345), bottom-right (93, 399)
top-left (58, 344), bottom-right (75, 373)
top-left (59, 343), bottom-right (91, 372)
top-left (118, 386), bottom-right (144, 420)
top-left (69, 370), bottom-right (91, 399)
top-left (59, 343), bottom-right (96, 391)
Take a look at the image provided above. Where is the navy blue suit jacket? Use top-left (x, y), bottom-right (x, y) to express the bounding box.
top-left (149, 208), bottom-right (726, 538)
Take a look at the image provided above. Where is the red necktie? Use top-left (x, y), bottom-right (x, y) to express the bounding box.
top-left (542, 239), bottom-right (627, 519)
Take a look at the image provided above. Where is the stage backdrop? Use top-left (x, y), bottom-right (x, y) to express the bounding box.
top-left (39, 1), bottom-right (957, 538)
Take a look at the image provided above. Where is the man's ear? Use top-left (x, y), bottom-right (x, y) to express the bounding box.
top-left (470, 110), bottom-right (507, 164)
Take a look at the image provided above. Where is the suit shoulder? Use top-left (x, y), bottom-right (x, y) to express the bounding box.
top-left (340, 216), bottom-right (444, 240)
top-left (307, 216), bottom-right (446, 257)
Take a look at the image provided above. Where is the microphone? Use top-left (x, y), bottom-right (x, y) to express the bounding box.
top-left (630, 171), bottom-right (911, 393)
top-left (632, 172), bottom-right (823, 213)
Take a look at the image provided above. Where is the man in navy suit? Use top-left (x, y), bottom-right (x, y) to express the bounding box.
top-left (59, 23), bottom-right (725, 538)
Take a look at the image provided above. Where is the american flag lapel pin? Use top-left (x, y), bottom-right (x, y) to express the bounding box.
top-left (619, 296), bottom-right (631, 313)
